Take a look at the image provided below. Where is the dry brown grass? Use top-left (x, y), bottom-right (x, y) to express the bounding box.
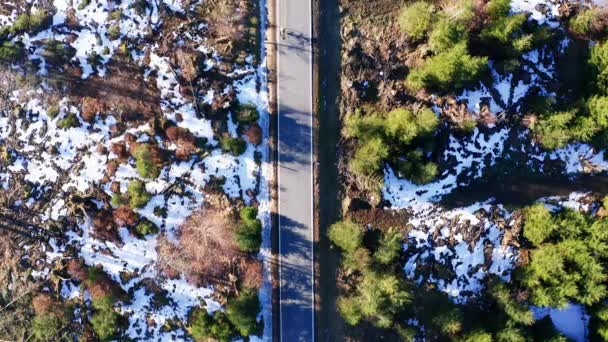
top-left (157, 206), bottom-right (240, 286)
top-left (0, 234), bottom-right (39, 339)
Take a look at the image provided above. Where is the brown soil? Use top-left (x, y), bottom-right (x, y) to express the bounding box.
top-left (70, 56), bottom-right (162, 123)
top-left (348, 207), bottom-right (411, 231)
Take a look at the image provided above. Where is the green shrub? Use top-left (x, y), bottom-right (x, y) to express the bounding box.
top-left (569, 8), bottom-right (599, 36)
top-left (520, 239), bottom-right (606, 307)
top-left (344, 109), bottom-right (385, 140)
top-left (486, 0), bottom-right (511, 19)
top-left (393, 149), bottom-right (438, 185)
top-left (586, 96), bottom-right (608, 129)
top-left (46, 105), bottom-right (60, 119)
top-left (220, 136), bottom-right (247, 156)
top-left (110, 192), bottom-right (126, 207)
top-left (109, 9), bottom-right (123, 21)
top-left (78, 0), bottom-right (92, 10)
top-left (398, 1), bottom-right (435, 40)
top-left (90, 307), bottom-right (120, 341)
top-left (432, 307), bottom-right (463, 334)
top-left (428, 19), bottom-right (468, 53)
top-left (385, 109), bottom-right (421, 144)
top-left (590, 41), bottom-right (608, 95)
top-left (495, 327), bottom-right (526, 342)
top-left (133, 144), bottom-right (162, 179)
top-left (31, 313), bottom-right (68, 341)
top-left (349, 137), bottom-right (388, 177)
top-left (342, 247), bottom-right (372, 272)
top-left (190, 309), bottom-right (235, 341)
top-left (57, 112), bottom-right (81, 129)
top-left (90, 295), bottom-right (120, 341)
top-left (591, 305), bottom-right (608, 341)
top-left (225, 290), bottom-right (262, 337)
top-left (135, 218), bottom-right (158, 237)
top-left (531, 111), bottom-right (576, 149)
top-left (518, 209), bottom-right (608, 307)
top-left (406, 42), bottom-right (487, 92)
top-left (234, 103), bottom-right (260, 125)
top-left (341, 271), bottom-right (411, 328)
top-left (328, 220), bottom-right (362, 252)
top-left (479, 13), bottom-right (532, 58)
top-left (338, 297), bottom-right (363, 325)
top-left (488, 278), bottom-right (534, 325)
top-left (522, 203), bottom-right (554, 245)
top-left (235, 206), bottom-right (262, 253)
top-left (127, 180), bottom-right (151, 208)
top-left (107, 25), bottom-right (121, 40)
top-left (458, 330), bottom-right (492, 342)
top-left (0, 41), bottom-right (24, 62)
top-left (9, 10), bottom-right (52, 36)
top-left (374, 227), bottom-right (402, 265)
top-left (42, 40), bottom-right (76, 65)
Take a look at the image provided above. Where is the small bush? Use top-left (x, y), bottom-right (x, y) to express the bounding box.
top-left (109, 9), bottom-right (123, 21)
top-left (90, 306), bottom-right (120, 341)
top-left (532, 111), bottom-right (576, 149)
top-left (234, 103), bottom-right (260, 125)
top-left (78, 0), bottom-right (92, 10)
top-left (374, 228), bottom-right (402, 265)
top-left (589, 41), bottom-right (608, 95)
top-left (127, 180), bottom-right (151, 208)
top-left (569, 8), bottom-right (600, 36)
top-left (110, 192), bottom-right (126, 207)
top-left (486, 0), bottom-right (511, 19)
top-left (46, 105), bottom-right (60, 119)
top-left (349, 137), bottom-right (388, 177)
top-left (220, 136), bottom-right (247, 156)
top-left (235, 206), bottom-right (262, 253)
top-left (428, 19), bottom-right (468, 53)
top-left (406, 42), bottom-right (487, 92)
top-left (133, 144), bottom-right (162, 179)
top-left (42, 40), bottom-right (76, 66)
top-left (522, 203), bottom-right (554, 245)
top-left (225, 290), bottom-right (262, 337)
top-left (9, 10), bottom-right (52, 36)
top-left (190, 309), bottom-right (235, 341)
top-left (30, 295), bottom-right (72, 342)
top-left (0, 41), bottom-right (24, 62)
top-left (479, 13), bottom-right (532, 58)
top-left (107, 25), bottom-right (121, 40)
top-left (57, 112), bottom-right (81, 129)
top-left (135, 218), bottom-right (158, 237)
top-left (31, 314), bottom-right (66, 341)
top-left (328, 220), bottom-right (362, 252)
top-left (398, 1), bottom-right (434, 40)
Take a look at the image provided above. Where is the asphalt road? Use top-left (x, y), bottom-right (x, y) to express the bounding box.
top-left (276, 0), bottom-right (314, 341)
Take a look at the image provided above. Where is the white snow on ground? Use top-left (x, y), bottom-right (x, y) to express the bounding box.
top-left (8, 0), bottom-right (176, 79)
top-left (250, 0), bottom-right (273, 339)
top-left (0, 0), bottom-right (272, 340)
top-left (511, 0), bottom-right (560, 27)
top-left (403, 201), bottom-right (517, 300)
top-left (384, 127), bottom-right (510, 207)
top-left (549, 143), bottom-right (608, 173)
top-left (532, 304), bottom-right (590, 342)
top-left (385, 1), bottom-right (608, 316)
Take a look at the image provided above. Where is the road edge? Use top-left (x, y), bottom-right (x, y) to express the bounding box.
top-left (311, 0), bottom-right (322, 338)
top-left (264, 0), bottom-right (280, 340)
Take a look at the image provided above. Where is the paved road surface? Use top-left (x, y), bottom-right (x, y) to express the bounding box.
top-left (276, 0), bottom-right (314, 341)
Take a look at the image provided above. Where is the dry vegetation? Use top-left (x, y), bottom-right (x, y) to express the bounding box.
top-left (157, 203), bottom-right (263, 301)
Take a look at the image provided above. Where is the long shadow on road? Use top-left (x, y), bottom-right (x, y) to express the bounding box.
top-left (278, 213), bottom-right (314, 342)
